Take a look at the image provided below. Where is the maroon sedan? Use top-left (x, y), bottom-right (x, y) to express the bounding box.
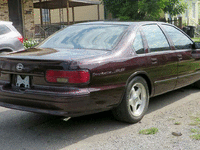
top-left (0, 21), bottom-right (200, 123)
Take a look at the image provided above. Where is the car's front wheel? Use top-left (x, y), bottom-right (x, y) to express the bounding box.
top-left (112, 76), bottom-right (149, 123)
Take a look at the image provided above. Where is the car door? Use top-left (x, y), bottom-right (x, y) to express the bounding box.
top-left (141, 24), bottom-right (179, 96)
top-left (161, 24), bottom-right (200, 89)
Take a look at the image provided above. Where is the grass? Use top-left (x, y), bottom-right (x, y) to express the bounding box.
top-left (189, 115), bottom-right (200, 140)
top-left (190, 129), bottom-right (200, 133)
top-left (189, 117), bottom-right (200, 126)
top-left (174, 122), bottom-right (181, 125)
top-left (139, 127), bottom-right (158, 135)
top-left (192, 37), bottom-right (200, 42)
top-left (190, 134), bottom-right (200, 140)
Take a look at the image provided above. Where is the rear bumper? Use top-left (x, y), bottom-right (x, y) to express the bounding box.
top-left (0, 84), bottom-right (124, 117)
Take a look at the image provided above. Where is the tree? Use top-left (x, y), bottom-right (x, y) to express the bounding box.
top-left (163, 0), bottom-right (187, 17)
top-left (102, 0), bottom-right (187, 21)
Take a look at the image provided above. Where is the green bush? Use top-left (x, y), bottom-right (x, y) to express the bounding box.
top-left (23, 39), bottom-right (39, 49)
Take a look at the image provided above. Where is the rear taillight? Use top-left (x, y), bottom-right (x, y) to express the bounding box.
top-left (45, 70), bottom-right (90, 84)
top-left (17, 36), bottom-right (23, 43)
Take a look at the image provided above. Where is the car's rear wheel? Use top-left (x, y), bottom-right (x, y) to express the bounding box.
top-left (194, 80), bottom-right (200, 89)
top-left (112, 76), bottom-right (149, 123)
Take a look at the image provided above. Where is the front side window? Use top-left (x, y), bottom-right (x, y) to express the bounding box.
top-left (39, 24), bottom-right (128, 50)
top-left (142, 25), bottom-right (170, 52)
top-left (162, 25), bottom-right (193, 49)
top-left (0, 25), bottom-right (11, 35)
top-left (133, 31), bottom-right (144, 54)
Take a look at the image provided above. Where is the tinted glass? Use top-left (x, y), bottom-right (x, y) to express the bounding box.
top-left (0, 25), bottom-right (11, 35)
top-left (39, 25), bottom-right (128, 50)
top-left (142, 25), bottom-right (170, 52)
top-left (162, 25), bottom-right (193, 49)
top-left (133, 31), bottom-right (144, 54)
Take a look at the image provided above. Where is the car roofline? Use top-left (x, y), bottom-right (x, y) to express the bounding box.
top-left (0, 21), bottom-right (12, 24)
top-left (74, 21), bottom-right (166, 26)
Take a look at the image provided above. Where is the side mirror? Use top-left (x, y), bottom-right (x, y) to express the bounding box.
top-left (194, 42), bottom-right (200, 49)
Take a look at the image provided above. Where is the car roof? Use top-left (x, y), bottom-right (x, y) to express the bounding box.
top-left (76, 21), bottom-right (165, 26)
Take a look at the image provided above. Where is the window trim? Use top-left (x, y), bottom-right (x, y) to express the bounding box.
top-left (160, 23), bottom-right (194, 50)
top-left (140, 24), bottom-right (171, 53)
top-left (131, 28), bottom-right (145, 55)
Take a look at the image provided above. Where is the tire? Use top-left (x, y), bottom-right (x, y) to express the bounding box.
top-left (112, 76), bottom-right (149, 123)
top-left (194, 80), bottom-right (200, 89)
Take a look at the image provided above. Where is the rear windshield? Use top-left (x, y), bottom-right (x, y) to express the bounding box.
top-left (0, 25), bottom-right (11, 35)
top-left (39, 24), bottom-right (128, 50)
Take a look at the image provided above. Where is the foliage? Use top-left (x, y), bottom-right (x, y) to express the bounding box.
top-left (189, 116), bottom-right (200, 140)
top-left (191, 129), bottom-right (200, 133)
top-left (174, 122), bottom-right (181, 125)
top-left (190, 134), bottom-right (200, 140)
top-left (23, 39), bottom-right (39, 49)
top-left (139, 127), bottom-right (158, 135)
top-left (102, 0), bottom-right (187, 21)
top-left (163, 0), bottom-right (187, 17)
top-left (190, 129), bottom-right (200, 140)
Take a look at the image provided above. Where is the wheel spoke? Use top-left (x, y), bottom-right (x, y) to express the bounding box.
top-left (131, 87), bottom-right (137, 97)
top-left (137, 100), bottom-right (142, 105)
top-left (135, 87), bottom-right (142, 98)
top-left (129, 98), bottom-right (134, 107)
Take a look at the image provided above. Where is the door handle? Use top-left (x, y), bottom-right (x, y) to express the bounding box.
top-left (177, 54), bottom-right (182, 60)
top-left (151, 58), bottom-right (157, 64)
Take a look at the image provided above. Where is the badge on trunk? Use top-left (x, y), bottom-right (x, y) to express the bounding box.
top-left (16, 75), bottom-right (30, 88)
top-left (16, 63), bottom-right (24, 71)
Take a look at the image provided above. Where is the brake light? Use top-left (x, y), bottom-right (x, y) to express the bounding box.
top-left (46, 70), bottom-right (90, 84)
top-left (17, 36), bottom-right (23, 43)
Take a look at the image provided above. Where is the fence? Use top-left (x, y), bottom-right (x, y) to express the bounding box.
top-left (165, 17), bottom-right (183, 29)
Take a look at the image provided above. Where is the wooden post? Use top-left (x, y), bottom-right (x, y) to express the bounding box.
top-left (178, 17), bottom-right (182, 29)
top-left (39, 0), bottom-right (43, 26)
top-left (168, 18), bottom-right (170, 24)
top-left (72, 7), bottom-right (75, 24)
top-left (66, 0), bottom-right (70, 25)
top-left (59, 9), bottom-right (61, 26)
top-left (174, 17), bottom-right (177, 26)
top-left (49, 9), bottom-right (51, 25)
top-left (97, 4), bottom-right (100, 20)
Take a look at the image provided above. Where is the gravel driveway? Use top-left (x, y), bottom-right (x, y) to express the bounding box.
top-left (0, 85), bottom-right (199, 150)
top-left (65, 85), bottom-right (200, 150)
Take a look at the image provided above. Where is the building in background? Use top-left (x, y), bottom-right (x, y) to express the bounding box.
top-left (33, 0), bottom-right (104, 25)
top-left (0, 0), bottom-right (104, 39)
top-left (165, 0), bottom-right (199, 27)
top-left (181, 0), bottom-right (199, 26)
top-left (0, 0), bottom-right (34, 38)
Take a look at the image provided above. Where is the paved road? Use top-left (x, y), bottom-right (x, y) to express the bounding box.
top-left (0, 85), bottom-right (200, 150)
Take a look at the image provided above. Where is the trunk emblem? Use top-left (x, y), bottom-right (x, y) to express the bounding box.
top-left (16, 63), bottom-right (24, 71)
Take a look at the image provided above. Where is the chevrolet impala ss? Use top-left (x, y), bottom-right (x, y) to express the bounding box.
top-left (0, 21), bottom-right (200, 123)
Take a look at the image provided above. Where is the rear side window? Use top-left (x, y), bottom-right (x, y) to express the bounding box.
top-left (0, 25), bottom-right (11, 35)
top-left (142, 25), bottom-right (170, 52)
top-left (162, 25), bottom-right (193, 49)
top-left (133, 31), bottom-right (144, 54)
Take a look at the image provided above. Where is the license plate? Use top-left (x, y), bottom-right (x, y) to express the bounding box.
top-left (16, 75), bottom-right (30, 88)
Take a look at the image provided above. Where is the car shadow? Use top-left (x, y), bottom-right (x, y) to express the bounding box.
top-left (0, 85), bottom-right (199, 149)
top-left (147, 85), bottom-right (199, 114)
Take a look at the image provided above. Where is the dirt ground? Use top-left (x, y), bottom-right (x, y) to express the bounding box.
top-left (65, 85), bottom-right (200, 150)
top-left (0, 85), bottom-right (199, 150)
